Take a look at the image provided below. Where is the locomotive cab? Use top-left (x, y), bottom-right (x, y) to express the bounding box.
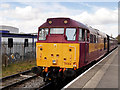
top-left (36, 27), bottom-right (80, 69)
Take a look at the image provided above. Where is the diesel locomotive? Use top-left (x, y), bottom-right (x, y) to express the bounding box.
top-left (32, 17), bottom-right (117, 82)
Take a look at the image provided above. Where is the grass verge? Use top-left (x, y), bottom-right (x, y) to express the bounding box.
top-left (2, 60), bottom-right (36, 77)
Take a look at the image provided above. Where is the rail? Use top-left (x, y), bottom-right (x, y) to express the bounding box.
top-left (1, 70), bottom-right (37, 90)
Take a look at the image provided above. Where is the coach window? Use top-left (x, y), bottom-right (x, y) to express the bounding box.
top-left (90, 34), bottom-right (93, 43)
top-left (85, 30), bottom-right (89, 41)
top-left (66, 28), bottom-right (76, 41)
top-left (87, 30), bottom-right (90, 42)
top-left (93, 35), bottom-right (96, 43)
top-left (98, 36), bottom-right (101, 43)
top-left (96, 35), bottom-right (98, 43)
top-left (39, 28), bottom-right (48, 40)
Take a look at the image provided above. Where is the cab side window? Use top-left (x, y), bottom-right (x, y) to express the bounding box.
top-left (82, 29), bottom-right (85, 41)
top-left (85, 30), bottom-right (89, 42)
top-left (79, 28), bottom-right (82, 41)
top-left (66, 28), bottom-right (76, 41)
top-left (39, 28), bottom-right (48, 40)
top-left (79, 29), bottom-right (89, 42)
top-left (79, 29), bottom-right (85, 41)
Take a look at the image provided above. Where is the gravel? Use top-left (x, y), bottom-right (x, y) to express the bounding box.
top-left (14, 76), bottom-right (45, 89)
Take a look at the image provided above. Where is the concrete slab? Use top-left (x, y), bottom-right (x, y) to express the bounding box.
top-left (64, 47), bottom-right (118, 89)
top-left (96, 49), bottom-right (118, 88)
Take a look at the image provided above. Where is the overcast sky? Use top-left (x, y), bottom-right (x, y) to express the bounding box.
top-left (0, 1), bottom-right (119, 37)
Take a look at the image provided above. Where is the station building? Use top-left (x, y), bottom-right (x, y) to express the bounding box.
top-left (0, 25), bottom-right (37, 66)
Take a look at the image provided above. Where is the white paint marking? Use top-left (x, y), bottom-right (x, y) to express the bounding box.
top-left (20, 74), bottom-right (32, 78)
top-left (83, 50), bottom-right (117, 88)
top-left (69, 45), bottom-right (76, 61)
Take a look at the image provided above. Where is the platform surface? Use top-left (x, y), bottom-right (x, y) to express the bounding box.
top-left (64, 46), bottom-right (119, 89)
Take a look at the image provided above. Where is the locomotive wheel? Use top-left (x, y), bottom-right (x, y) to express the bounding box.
top-left (31, 67), bottom-right (42, 75)
top-left (64, 69), bottom-right (76, 78)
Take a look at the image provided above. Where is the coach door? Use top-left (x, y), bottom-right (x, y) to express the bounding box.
top-left (79, 29), bottom-right (89, 64)
top-left (84, 30), bottom-right (89, 63)
top-left (104, 38), bottom-right (106, 50)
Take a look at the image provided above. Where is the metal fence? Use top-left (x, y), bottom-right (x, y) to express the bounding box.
top-left (2, 42), bottom-right (36, 67)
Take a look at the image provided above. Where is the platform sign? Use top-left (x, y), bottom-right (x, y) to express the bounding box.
top-left (8, 38), bottom-right (13, 48)
top-left (24, 39), bottom-right (29, 47)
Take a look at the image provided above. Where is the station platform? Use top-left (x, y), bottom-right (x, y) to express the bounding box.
top-left (63, 47), bottom-right (119, 89)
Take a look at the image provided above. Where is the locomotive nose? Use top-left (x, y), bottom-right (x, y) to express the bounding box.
top-left (31, 67), bottom-right (42, 75)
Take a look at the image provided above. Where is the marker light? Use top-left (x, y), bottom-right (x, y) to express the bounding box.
top-left (59, 69), bottom-right (62, 72)
top-left (52, 60), bottom-right (56, 64)
top-left (49, 20), bottom-right (52, 24)
top-left (45, 67), bottom-right (48, 72)
top-left (74, 67), bottom-right (77, 70)
top-left (64, 20), bottom-right (68, 24)
top-left (63, 68), bottom-right (66, 72)
top-left (73, 64), bottom-right (77, 67)
top-left (73, 62), bottom-right (77, 67)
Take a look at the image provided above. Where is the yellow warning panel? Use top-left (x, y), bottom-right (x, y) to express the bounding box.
top-left (36, 43), bottom-right (80, 69)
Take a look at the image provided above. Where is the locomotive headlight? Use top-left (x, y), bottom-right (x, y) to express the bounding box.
top-left (48, 20), bottom-right (52, 24)
top-left (73, 62), bottom-right (77, 67)
top-left (52, 60), bottom-right (56, 64)
top-left (73, 64), bottom-right (77, 67)
top-left (64, 20), bottom-right (68, 24)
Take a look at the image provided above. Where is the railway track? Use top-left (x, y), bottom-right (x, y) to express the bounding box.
top-left (1, 70), bottom-right (37, 90)
top-left (1, 47), bottom-right (117, 90)
top-left (38, 82), bottom-right (53, 90)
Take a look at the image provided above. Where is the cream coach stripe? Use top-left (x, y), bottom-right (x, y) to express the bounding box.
top-left (62, 48), bottom-right (117, 89)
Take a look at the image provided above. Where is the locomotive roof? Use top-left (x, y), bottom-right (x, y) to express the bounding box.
top-left (88, 26), bottom-right (98, 35)
top-left (39, 17), bottom-right (89, 30)
top-left (39, 17), bottom-right (107, 38)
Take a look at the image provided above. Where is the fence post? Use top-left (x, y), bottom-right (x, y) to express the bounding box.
top-left (32, 37), bottom-right (34, 60)
top-left (21, 44), bottom-right (24, 61)
top-left (35, 42), bottom-right (36, 61)
top-left (0, 33), bottom-right (2, 78)
top-left (0, 32), bottom-right (2, 74)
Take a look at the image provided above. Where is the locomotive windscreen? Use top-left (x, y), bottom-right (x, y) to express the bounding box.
top-left (50, 28), bottom-right (64, 34)
top-left (39, 28), bottom-right (49, 40)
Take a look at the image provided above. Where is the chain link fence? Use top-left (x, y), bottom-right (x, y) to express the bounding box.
top-left (2, 42), bottom-right (36, 67)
